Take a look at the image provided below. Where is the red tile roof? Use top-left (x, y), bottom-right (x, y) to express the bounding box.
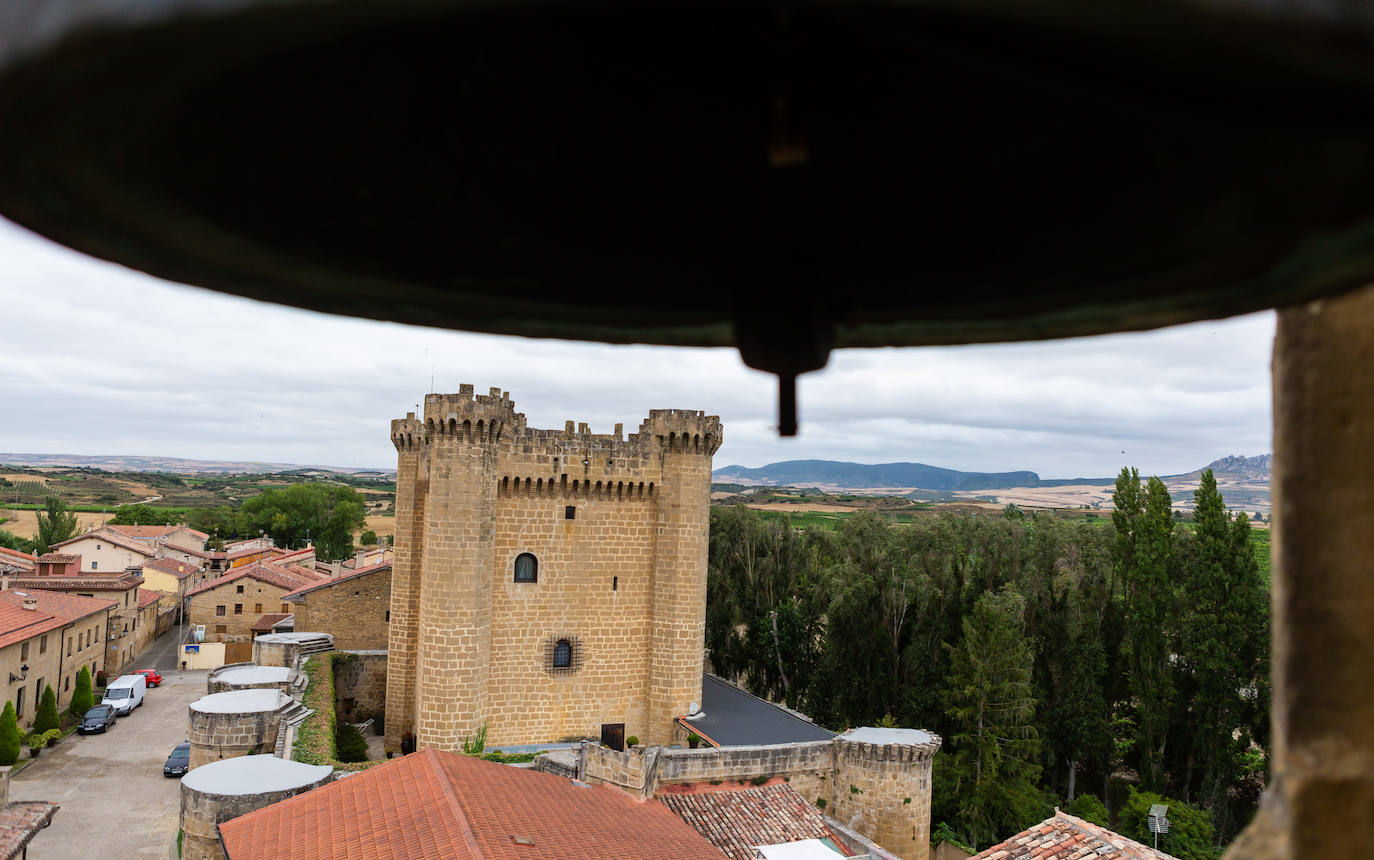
top-left (250, 613), bottom-right (293, 633)
top-left (657, 782), bottom-right (851, 859)
top-left (0, 548), bottom-right (34, 564)
top-left (282, 563), bottom-right (390, 601)
top-left (52, 531), bottom-right (155, 558)
top-left (143, 558), bottom-right (199, 580)
top-left (3, 572), bottom-right (142, 593)
top-left (0, 801), bottom-right (58, 859)
top-left (137, 590), bottom-right (162, 609)
top-left (105, 525), bottom-right (179, 539)
top-left (184, 563), bottom-right (311, 598)
top-left (0, 588), bottom-right (115, 650)
top-left (164, 543), bottom-right (212, 559)
top-left (970, 811), bottom-right (1180, 860)
top-left (35, 553), bottom-right (79, 564)
top-left (219, 748), bottom-right (727, 860)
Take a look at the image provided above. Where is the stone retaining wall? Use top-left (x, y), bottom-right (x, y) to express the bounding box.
top-left (332, 651), bottom-right (387, 722)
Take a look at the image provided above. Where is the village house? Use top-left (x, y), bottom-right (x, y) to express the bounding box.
top-left (104, 523), bottom-right (209, 552)
top-left (0, 587), bottom-right (114, 728)
top-left (5, 554), bottom-right (146, 674)
top-left (280, 562), bottom-right (390, 650)
top-left (185, 563), bottom-right (323, 644)
top-left (140, 557), bottom-right (203, 608)
top-left (49, 531), bottom-right (153, 573)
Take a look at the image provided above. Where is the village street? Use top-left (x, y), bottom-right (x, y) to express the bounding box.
top-left (11, 629), bottom-right (200, 860)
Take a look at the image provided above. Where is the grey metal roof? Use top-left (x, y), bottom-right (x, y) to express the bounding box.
top-left (680, 675), bottom-right (835, 747)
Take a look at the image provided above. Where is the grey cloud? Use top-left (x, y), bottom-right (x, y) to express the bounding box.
top-left (0, 218), bottom-right (1272, 478)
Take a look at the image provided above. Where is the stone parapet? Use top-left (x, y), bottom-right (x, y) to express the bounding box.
top-left (207, 663), bottom-right (296, 694)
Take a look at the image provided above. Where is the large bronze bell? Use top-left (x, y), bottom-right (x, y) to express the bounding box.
top-left (3, 2), bottom-right (1374, 432)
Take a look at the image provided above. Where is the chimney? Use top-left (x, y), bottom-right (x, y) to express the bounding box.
top-left (0, 574), bottom-right (7, 591)
top-left (0, 765), bottom-right (11, 805)
top-left (22, 597), bottom-right (37, 611)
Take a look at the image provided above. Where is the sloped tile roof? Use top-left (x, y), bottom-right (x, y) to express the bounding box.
top-left (143, 558), bottom-right (198, 579)
top-left (137, 590), bottom-right (162, 609)
top-left (52, 531), bottom-right (155, 557)
top-left (0, 800), bottom-right (58, 860)
top-left (0, 548), bottom-right (34, 572)
top-left (970, 811), bottom-right (1180, 860)
top-left (0, 588), bottom-right (115, 650)
top-left (105, 525), bottom-right (178, 539)
top-left (658, 782), bottom-right (851, 859)
top-left (184, 563), bottom-right (312, 598)
top-left (35, 553), bottom-right (79, 564)
top-left (281, 563), bottom-right (390, 601)
top-left (219, 748), bottom-right (728, 860)
top-left (4, 572), bottom-right (142, 593)
top-left (250, 613), bottom-right (292, 633)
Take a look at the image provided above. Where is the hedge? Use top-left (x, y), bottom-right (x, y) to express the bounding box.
top-left (291, 653), bottom-right (386, 772)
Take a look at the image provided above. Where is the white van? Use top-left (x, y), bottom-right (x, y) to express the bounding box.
top-left (100, 674), bottom-right (147, 716)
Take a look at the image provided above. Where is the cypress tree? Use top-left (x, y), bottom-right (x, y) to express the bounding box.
top-left (68, 666), bottom-right (93, 717)
top-left (34, 684), bottom-right (58, 734)
top-left (0, 702), bottom-right (20, 766)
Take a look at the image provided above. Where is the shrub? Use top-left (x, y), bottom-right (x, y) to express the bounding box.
top-left (359, 530), bottom-right (378, 546)
top-left (0, 703), bottom-right (18, 766)
top-left (626, 736), bottom-right (639, 747)
top-left (34, 685), bottom-right (58, 734)
top-left (95, 670), bottom-right (107, 688)
top-left (68, 667), bottom-right (93, 717)
top-left (750, 775), bottom-right (770, 786)
top-left (461, 721), bottom-right (488, 756)
top-left (1119, 788), bottom-right (1220, 860)
top-left (335, 721), bottom-right (369, 763)
top-left (1066, 794), bottom-right (1110, 828)
top-left (816, 798), bottom-right (827, 809)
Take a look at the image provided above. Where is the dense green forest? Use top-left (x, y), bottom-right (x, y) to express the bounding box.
top-left (706, 468), bottom-right (1268, 857)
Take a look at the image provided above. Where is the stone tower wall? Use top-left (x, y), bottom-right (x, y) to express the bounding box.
top-left (647, 411), bottom-right (718, 744)
top-left (383, 411), bottom-right (425, 751)
top-left (831, 735), bottom-right (941, 860)
top-left (179, 764), bottom-right (332, 860)
top-left (388, 386), bottom-right (720, 751)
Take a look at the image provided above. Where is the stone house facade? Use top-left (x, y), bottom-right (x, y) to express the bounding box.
top-left (282, 564), bottom-right (390, 650)
top-left (49, 533), bottom-right (154, 573)
top-left (0, 588), bottom-right (113, 728)
top-left (386, 386), bottom-right (721, 752)
top-left (186, 566), bottom-right (308, 643)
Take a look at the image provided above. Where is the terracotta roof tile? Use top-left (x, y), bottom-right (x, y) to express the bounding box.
top-left (282, 563), bottom-right (390, 601)
top-left (4, 572), bottom-right (142, 593)
top-left (970, 812), bottom-right (1181, 860)
top-left (0, 589), bottom-right (115, 650)
top-left (219, 748), bottom-right (728, 860)
top-left (0, 800), bottom-right (58, 859)
top-left (250, 613), bottom-right (292, 632)
top-left (35, 553), bottom-right (79, 564)
top-left (184, 563), bottom-right (312, 598)
top-left (137, 590), bottom-right (162, 609)
top-left (657, 782), bottom-right (851, 859)
top-left (53, 531), bottom-right (156, 557)
top-left (105, 525), bottom-right (179, 539)
top-left (143, 558), bottom-right (199, 579)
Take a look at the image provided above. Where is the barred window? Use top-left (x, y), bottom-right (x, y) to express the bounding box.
top-left (545, 635), bottom-right (582, 675)
top-left (514, 553), bottom-right (538, 583)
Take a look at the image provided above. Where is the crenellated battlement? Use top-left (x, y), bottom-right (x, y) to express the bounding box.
top-left (393, 385), bottom-right (723, 459)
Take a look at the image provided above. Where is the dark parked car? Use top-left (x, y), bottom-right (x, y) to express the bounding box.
top-left (163, 741), bottom-right (190, 777)
top-left (78, 705), bottom-right (116, 734)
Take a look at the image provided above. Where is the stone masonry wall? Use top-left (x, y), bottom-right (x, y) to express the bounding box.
top-left (388, 387), bottom-right (721, 752)
top-left (291, 567), bottom-right (391, 651)
top-left (832, 737), bottom-right (939, 860)
top-left (189, 580), bottom-right (294, 643)
top-left (333, 651), bottom-right (387, 722)
top-left (187, 708), bottom-right (283, 771)
top-left (180, 770), bottom-right (332, 860)
top-left (578, 740), bottom-right (836, 802)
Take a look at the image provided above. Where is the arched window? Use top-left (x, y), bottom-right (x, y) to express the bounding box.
top-left (513, 553), bottom-right (538, 583)
top-left (553, 639), bottom-right (572, 669)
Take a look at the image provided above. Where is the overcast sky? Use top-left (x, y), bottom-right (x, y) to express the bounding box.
top-left (0, 217), bottom-right (1274, 478)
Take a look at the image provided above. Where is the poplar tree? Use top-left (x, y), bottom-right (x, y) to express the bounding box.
top-left (33, 497), bottom-right (77, 555)
top-left (943, 586), bottom-right (1041, 850)
top-left (1114, 469), bottom-right (1177, 793)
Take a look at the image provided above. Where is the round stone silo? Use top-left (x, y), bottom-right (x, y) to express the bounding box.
top-left (207, 664), bottom-right (297, 695)
top-left (180, 754), bottom-right (332, 860)
top-left (187, 689), bottom-right (292, 771)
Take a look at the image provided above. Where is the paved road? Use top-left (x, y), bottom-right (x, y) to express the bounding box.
top-left (12, 628), bottom-right (205, 860)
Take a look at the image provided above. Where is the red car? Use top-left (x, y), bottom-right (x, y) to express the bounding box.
top-left (133, 669), bottom-right (162, 688)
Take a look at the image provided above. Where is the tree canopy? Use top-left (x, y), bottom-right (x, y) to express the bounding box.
top-left (236, 483), bottom-right (366, 561)
top-left (33, 497), bottom-right (77, 554)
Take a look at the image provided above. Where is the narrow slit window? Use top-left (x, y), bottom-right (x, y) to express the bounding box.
top-left (514, 553), bottom-right (538, 583)
top-left (612, 576), bottom-right (618, 592)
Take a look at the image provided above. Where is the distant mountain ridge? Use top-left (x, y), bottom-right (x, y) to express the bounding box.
top-left (714, 454), bottom-right (1272, 492)
top-left (712, 459), bottom-right (1105, 491)
top-left (0, 452), bottom-right (393, 476)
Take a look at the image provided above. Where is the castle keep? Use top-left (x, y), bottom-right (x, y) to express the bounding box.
top-left (386, 386), bottom-right (721, 751)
